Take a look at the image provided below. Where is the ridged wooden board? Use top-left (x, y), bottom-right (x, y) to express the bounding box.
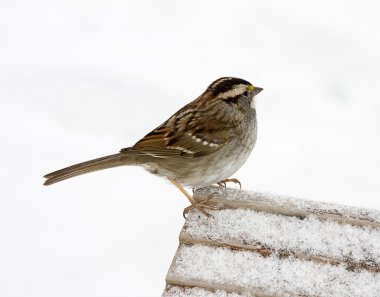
top-left (163, 187), bottom-right (380, 297)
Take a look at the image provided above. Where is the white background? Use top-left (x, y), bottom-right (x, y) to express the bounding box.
top-left (1, 1), bottom-right (380, 296)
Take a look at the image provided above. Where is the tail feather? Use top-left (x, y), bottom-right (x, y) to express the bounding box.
top-left (43, 153), bottom-right (134, 186)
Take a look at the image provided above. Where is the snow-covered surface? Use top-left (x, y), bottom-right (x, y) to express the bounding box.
top-left (167, 244), bottom-right (380, 297)
top-left (182, 208), bottom-right (380, 266)
top-left (163, 286), bottom-right (254, 297)
top-left (2, 1), bottom-right (380, 297)
top-left (166, 190), bottom-right (380, 296)
top-left (196, 187), bottom-right (380, 224)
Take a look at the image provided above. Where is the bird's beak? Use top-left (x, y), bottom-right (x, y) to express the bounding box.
top-left (253, 87), bottom-right (263, 96)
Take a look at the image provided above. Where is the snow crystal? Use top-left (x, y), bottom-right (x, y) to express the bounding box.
top-left (195, 187), bottom-right (380, 224)
top-left (163, 286), bottom-right (254, 297)
top-left (168, 244), bottom-right (380, 297)
top-left (182, 208), bottom-right (380, 266)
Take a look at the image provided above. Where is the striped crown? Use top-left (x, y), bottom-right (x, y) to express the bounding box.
top-left (207, 77), bottom-right (253, 99)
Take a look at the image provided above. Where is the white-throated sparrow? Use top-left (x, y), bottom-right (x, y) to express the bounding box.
top-left (44, 77), bottom-right (263, 216)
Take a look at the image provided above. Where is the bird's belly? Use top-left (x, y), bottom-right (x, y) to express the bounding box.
top-left (185, 141), bottom-right (254, 187)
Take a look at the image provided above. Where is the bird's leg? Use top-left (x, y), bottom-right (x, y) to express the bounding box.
top-left (168, 178), bottom-right (219, 218)
top-left (182, 191), bottom-right (220, 218)
top-left (217, 178), bottom-right (242, 189)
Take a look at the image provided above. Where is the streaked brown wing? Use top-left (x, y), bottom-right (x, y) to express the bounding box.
top-left (122, 104), bottom-right (240, 158)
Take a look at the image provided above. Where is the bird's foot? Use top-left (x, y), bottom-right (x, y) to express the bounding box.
top-left (217, 178), bottom-right (241, 189)
top-left (182, 193), bottom-right (220, 218)
top-left (168, 178), bottom-right (220, 219)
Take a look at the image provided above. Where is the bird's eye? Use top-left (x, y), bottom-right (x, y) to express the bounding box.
top-left (243, 90), bottom-right (249, 97)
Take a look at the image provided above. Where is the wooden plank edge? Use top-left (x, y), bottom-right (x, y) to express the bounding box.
top-left (179, 234), bottom-right (380, 273)
top-left (165, 241), bottom-right (285, 297)
top-left (164, 277), bottom-right (289, 297)
top-left (193, 195), bottom-right (380, 229)
top-left (163, 284), bottom-right (258, 297)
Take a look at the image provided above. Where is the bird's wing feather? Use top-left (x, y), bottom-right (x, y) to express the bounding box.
top-left (121, 103), bottom-right (241, 158)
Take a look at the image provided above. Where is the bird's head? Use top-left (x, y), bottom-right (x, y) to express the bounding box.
top-left (205, 77), bottom-right (263, 108)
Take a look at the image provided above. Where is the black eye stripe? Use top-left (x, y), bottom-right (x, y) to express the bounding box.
top-left (224, 96), bottom-right (239, 105)
top-left (208, 77), bottom-right (251, 97)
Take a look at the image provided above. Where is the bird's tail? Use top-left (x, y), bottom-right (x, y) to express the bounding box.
top-left (43, 153), bottom-right (135, 186)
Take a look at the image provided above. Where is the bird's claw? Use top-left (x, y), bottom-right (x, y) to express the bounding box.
top-left (217, 178), bottom-right (242, 189)
top-left (182, 193), bottom-right (219, 219)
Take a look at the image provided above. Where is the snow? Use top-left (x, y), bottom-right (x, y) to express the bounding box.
top-left (196, 187), bottom-right (380, 224)
top-left (168, 244), bottom-right (380, 297)
top-left (163, 286), bottom-right (254, 297)
top-left (183, 208), bottom-right (380, 266)
top-left (169, 191), bottom-right (380, 296)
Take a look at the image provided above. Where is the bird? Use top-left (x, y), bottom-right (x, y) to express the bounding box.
top-left (43, 77), bottom-right (263, 216)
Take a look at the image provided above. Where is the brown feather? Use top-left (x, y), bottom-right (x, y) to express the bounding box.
top-left (122, 96), bottom-right (243, 158)
top-left (43, 153), bottom-right (136, 185)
